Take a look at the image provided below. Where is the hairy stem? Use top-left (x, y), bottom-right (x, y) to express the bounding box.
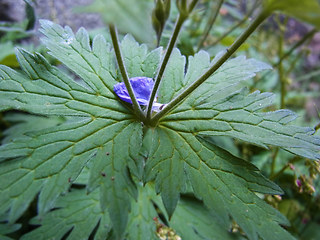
top-left (146, 0), bottom-right (199, 120)
top-left (150, 10), bottom-right (270, 125)
top-left (197, 0), bottom-right (224, 51)
top-left (109, 24), bottom-right (145, 121)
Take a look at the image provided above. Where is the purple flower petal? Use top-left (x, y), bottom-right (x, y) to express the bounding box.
top-left (114, 77), bottom-right (154, 105)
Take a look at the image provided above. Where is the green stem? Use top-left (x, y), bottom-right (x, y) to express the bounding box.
top-left (150, 10), bottom-right (270, 126)
top-left (270, 156), bottom-right (300, 180)
top-left (146, 0), bottom-right (199, 120)
top-left (270, 148), bottom-right (279, 177)
top-left (259, 28), bottom-right (317, 82)
top-left (109, 24), bottom-right (145, 121)
top-left (274, 28), bottom-right (317, 68)
top-left (188, 0), bottom-right (198, 12)
top-left (210, 0), bottom-right (259, 47)
top-left (278, 17), bottom-right (286, 109)
top-left (197, 0), bottom-right (224, 51)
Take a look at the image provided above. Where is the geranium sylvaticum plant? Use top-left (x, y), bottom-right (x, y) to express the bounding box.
top-left (0, 0), bottom-right (320, 239)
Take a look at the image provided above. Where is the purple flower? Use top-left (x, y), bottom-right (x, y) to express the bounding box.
top-left (114, 77), bottom-right (165, 111)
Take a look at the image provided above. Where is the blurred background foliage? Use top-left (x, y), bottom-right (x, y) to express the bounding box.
top-left (0, 0), bottom-right (319, 239)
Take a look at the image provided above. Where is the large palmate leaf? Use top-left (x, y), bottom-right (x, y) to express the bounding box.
top-left (160, 50), bottom-right (320, 160)
top-left (144, 127), bottom-right (295, 240)
top-left (0, 20), bottom-right (160, 239)
top-left (145, 49), bottom-right (320, 239)
top-left (1, 20), bottom-right (319, 240)
top-left (22, 182), bottom-right (239, 240)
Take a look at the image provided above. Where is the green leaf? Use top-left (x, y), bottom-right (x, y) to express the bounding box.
top-left (21, 189), bottom-right (111, 240)
top-left (0, 21), bottom-right (154, 239)
top-left (126, 183), bottom-right (160, 240)
top-left (120, 35), bottom-right (161, 78)
top-left (158, 48), bottom-right (186, 103)
top-left (159, 49), bottom-right (271, 103)
top-left (87, 122), bottom-right (142, 238)
top-left (75, 0), bottom-right (155, 44)
top-left (1, 114), bottom-right (65, 144)
top-left (24, 0), bottom-right (36, 30)
top-left (160, 51), bottom-right (320, 160)
top-left (0, 42), bottom-right (19, 68)
top-left (170, 197), bottom-right (239, 240)
top-left (1, 20), bottom-right (318, 240)
top-left (0, 219), bottom-right (21, 240)
top-left (263, 0), bottom-right (320, 29)
top-left (145, 126), bottom-right (293, 239)
top-left (187, 136), bottom-right (295, 240)
top-left (144, 127), bottom-right (186, 217)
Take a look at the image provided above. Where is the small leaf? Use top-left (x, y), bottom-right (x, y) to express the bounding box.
top-left (24, 0), bottom-right (36, 30)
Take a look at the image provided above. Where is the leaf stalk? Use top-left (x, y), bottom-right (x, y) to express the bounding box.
top-left (150, 10), bottom-right (270, 126)
top-left (109, 24), bottom-right (146, 121)
top-left (146, 0), bottom-right (199, 120)
top-left (197, 0), bottom-right (224, 51)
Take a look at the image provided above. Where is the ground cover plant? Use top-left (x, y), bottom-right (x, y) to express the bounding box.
top-left (0, 0), bottom-right (320, 239)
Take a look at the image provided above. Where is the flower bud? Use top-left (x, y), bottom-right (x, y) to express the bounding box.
top-left (152, 0), bottom-right (171, 43)
top-left (176, 0), bottom-right (188, 16)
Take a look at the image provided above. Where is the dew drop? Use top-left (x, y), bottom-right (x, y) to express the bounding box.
top-left (64, 37), bottom-right (74, 45)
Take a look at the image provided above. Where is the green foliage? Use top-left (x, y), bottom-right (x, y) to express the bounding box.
top-left (0, 9), bottom-right (319, 240)
top-left (21, 189), bottom-right (111, 240)
top-left (263, 0), bottom-right (320, 28)
top-left (75, 0), bottom-right (155, 44)
top-left (0, 221), bottom-right (20, 240)
top-left (0, 42), bottom-right (19, 68)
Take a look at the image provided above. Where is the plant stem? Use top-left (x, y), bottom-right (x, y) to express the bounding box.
top-left (270, 148), bottom-right (279, 177)
top-left (270, 156), bottom-right (300, 180)
top-left (259, 28), bottom-right (317, 82)
top-left (197, 0), bottom-right (224, 51)
top-left (278, 16), bottom-right (287, 109)
top-left (274, 28), bottom-right (317, 68)
top-left (210, 0), bottom-right (259, 47)
top-left (146, 0), bottom-right (199, 120)
top-left (109, 24), bottom-right (145, 121)
top-left (150, 10), bottom-right (270, 126)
